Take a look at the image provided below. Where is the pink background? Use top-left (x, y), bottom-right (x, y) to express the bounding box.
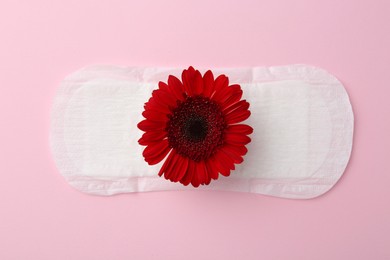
top-left (1, 0), bottom-right (389, 259)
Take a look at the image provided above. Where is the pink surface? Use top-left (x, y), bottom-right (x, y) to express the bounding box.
top-left (0, 0), bottom-right (389, 259)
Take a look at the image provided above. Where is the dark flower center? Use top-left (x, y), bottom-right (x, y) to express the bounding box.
top-left (167, 96), bottom-right (226, 161)
top-left (184, 116), bottom-right (208, 142)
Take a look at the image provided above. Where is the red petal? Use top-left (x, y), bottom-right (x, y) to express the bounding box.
top-left (137, 120), bottom-right (166, 131)
top-left (224, 99), bottom-right (250, 113)
top-left (173, 155), bottom-right (189, 181)
top-left (152, 89), bottom-right (176, 107)
top-left (223, 144), bottom-right (248, 155)
top-left (158, 149), bottom-right (176, 177)
top-left (164, 152), bottom-right (181, 181)
top-left (190, 162), bottom-right (200, 188)
top-left (220, 85), bottom-right (243, 109)
top-left (225, 110), bottom-right (251, 125)
top-left (222, 144), bottom-right (246, 156)
top-left (181, 67), bottom-right (204, 97)
top-left (212, 74), bottom-right (229, 95)
top-left (168, 75), bottom-right (185, 101)
top-left (138, 130), bottom-right (167, 145)
top-left (211, 83), bottom-right (232, 104)
top-left (193, 70), bottom-right (204, 96)
top-left (145, 144), bottom-right (171, 165)
top-left (220, 146), bottom-right (243, 164)
top-left (226, 124), bottom-right (253, 135)
top-left (181, 159), bottom-right (198, 186)
top-left (181, 66), bottom-right (196, 96)
top-left (224, 133), bottom-right (251, 145)
top-left (202, 70), bottom-right (215, 97)
top-left (210, 154), bottom-right (231, 177)
top-left (142, 110), bottom-right (168, 122)
top-left (144, 99), bottom-right (171, 114)
top-left (196, 161), bottom-right (209, 185)
top-left (143, 139), bottom-right (169, 159)
top-left (200, 161), bottom-right (212, 185)
top-left (158, 81), bottom-right (170, 92)
top-left (205, 160), bottom-right (219, 180)
top-left (217, 150), bottom-right (235, 170)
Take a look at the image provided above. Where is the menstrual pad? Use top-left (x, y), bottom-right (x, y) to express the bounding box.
top-left (50, 65), bottom-right (354, 199)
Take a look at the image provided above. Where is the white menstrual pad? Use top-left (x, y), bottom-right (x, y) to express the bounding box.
top-left (50, 65), bottom-right (354, 199)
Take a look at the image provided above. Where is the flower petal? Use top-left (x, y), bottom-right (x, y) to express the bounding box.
top-left (173, 155), bottom-right (189, 181)
top-left (222, 144), bottom-right (246, 156)
top-left (202, 161), bottom-right (212, 185)
top-left (213, 74), bottom-right (229, 94)
top-left (210, 153), bottom-right (231, 177)
top-left (220, 85), bottom-right (243, 109)
top-left (145, 144), bottom-right (171, 165)
top-left (143, 139), bottom-right (169, 159)
top-left (223, 144), bottom-right (248, 155)
top-left (152, 89), bottom-right (176, 107)
top-left (224, 133), bottom-right (251, 145)
top-left (220, 146), bottom-right (243, 164)
top-left (225, 108), bottom-right (251, 125)
top-left (226, 124), bottom-right (253, 135)
top-left (187, 160), bottom-right (200, 187)
top-left (217, 150), bottom-right (235, 170)
top-left (138, 130), bottom-right (167, 145)
top-left (158, 150), bottom-right (172, 176)
top-left (137, 119), bottom-right (166, 131)
top-left (158, 81), bottom-right (170, 92)
top-left (142, 110), bottom-right (169, 122)
top-left (193, 70), bottom-right (204, 96)
top-left (202, 70), bottom-right (215, 97)
top-left (223, 100), bottom-right (250, 114)
top-left (181, 66), bottom-right (196, 96)
top-left (168, 75), bottom-right (185, 101)
top-left (211, 83), bottom-right (232, 104)
top-left (158, 149), bottom-right (178, 178)
top-left (144, 98), bottom-right (171, 114)
top-left (164, 152), bottom-right (182, 181)
top-left (205, 159), bottom-right (219, 180)
top-left (182, 66), bottom-right (204, 97)
top-left (180, 160), bottom-right (194, 186)
top-left (196, 161), bottom-right (209, 185)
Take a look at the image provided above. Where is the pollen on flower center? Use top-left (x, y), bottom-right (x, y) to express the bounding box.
top-left (166, 96), bottom-right (226, 162)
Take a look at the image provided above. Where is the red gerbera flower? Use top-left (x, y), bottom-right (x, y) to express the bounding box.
top-left (137, 66), bottom-right (253, 187)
